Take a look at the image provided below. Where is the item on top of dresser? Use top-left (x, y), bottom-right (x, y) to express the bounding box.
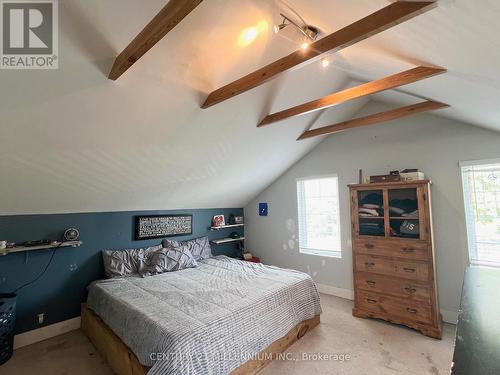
top-left (400, 169), bottom-right (425, 181)
top-left (234, 216), bottom-right (244, 224)
top-left (370, 173), bottom-right (401, 183)
top-left (243, 252), bottom-right (253, 260)
top-left (0, 241), bottom-right (6, 250)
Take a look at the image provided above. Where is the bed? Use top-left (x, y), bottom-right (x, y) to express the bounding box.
top-left (83, 255), bottom-right (321, 375)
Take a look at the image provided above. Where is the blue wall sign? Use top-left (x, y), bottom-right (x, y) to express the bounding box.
top-left (259, 203), bottom-right (268, 216)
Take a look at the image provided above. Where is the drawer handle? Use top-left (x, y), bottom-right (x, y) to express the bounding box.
top-left (406, 308), bottom-right (418, 314)
top-left (366, 280), bottom-right (377, 286)
top-left (366, 298), bottom-right (377, 304)
top-left (364, 243), bottom-right (375, 249)
top-left (403, 267), bottom-right (416, 273)
top-left (401, 247), bottom-right (415, 253)
top-left (365, 262), bottom-right (375, 267)
top-left (404, 287), bottom-right (417, 294)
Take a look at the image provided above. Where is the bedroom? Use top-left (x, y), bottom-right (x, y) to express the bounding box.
top-left (0, 0), bottom-right (499, 374)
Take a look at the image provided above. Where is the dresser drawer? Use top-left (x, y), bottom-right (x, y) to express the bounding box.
top-left (354, 239), bottom-right (429, 261)
top-left (357, 291), bottom-right (432, 324)
top-left (355, 272), bottom-right (431, 302)
top-left (355, 255), bottom-right (430, 281)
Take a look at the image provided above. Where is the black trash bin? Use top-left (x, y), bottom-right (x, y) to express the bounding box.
top-left (0, 293), bottom-right (16, 365)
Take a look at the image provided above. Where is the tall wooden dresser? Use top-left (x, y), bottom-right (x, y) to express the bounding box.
top-left (349, 180), bottom-right (442, 339)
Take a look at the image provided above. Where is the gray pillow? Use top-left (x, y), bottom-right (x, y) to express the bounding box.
top-left (102, 245), bottom-right (161, 278)
top-left (139, 246), bottom-right (198, 277)
top-left (162, 236), bottom-right (212, 261)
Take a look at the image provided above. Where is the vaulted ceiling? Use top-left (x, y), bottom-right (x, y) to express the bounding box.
top-left (0, 0), bottom-right (498, 215)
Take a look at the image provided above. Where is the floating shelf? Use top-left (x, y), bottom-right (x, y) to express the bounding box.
top-left (211, 237), bottom-right (245, 245)
top-left (0, 241), bottom-right (83, 256)
top-left (359, 216), bottom-right (384, 220)
top-left (210, 224), bottom-right (245, 231)
top-left (390, 217), bottom-right (419, 220)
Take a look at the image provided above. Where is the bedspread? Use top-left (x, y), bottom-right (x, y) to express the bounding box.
top-left (87, 255), bottom-right (321, 375)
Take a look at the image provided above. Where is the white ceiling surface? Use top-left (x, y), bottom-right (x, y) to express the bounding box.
top-left (0, 0), bottom-right (497, 215)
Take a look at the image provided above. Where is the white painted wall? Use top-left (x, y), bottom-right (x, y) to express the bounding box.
top-left (245, 101), bottom-right (500, 321)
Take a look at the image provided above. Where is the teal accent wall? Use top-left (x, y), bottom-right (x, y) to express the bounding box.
top-left (0, 208), bottom-right (244, 334)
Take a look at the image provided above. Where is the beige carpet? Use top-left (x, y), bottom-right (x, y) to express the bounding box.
top-left (1, 294), bottom-right (455, 375)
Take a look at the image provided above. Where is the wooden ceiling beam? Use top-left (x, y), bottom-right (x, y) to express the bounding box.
top-left (108, 0), bottom-right (204, 80)
top-left (297, 100), bottom-right (450, 140)
top-left (201, 1), bottom-right (437, 108)
top-left (258, 66), bottom-right (446, 127)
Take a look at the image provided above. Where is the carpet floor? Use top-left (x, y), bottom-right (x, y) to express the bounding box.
top-left (1, 294), bottom-right (455, 375)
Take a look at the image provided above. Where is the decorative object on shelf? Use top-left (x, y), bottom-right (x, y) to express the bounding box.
top-left (0, 241), bottom-right (6, 250)
top-left (349, 180), bottom-right (442, 339)
top-left (211, 215), bottom-right (226, 228)
top-left (228, 215), bottom-right (244, 225)
top-left (22, 239), bottom-right (55, 247)
top-left (135, 215), bottom-right (192, 241)
top-left (259, 202), bottom-right (268, 216)
top-left (64, 228), bottom-right (80, 241)
top-left (0, 293), bottom-right (16, 365)
top-left (359, 169), bottom-right (363, 184)
top-left (229, 232), bottom-right (241, 239)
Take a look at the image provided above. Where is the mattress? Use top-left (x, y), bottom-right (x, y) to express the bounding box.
top-left (86, 255), bottom-right (321, 375)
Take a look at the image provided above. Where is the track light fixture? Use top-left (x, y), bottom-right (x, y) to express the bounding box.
top-left (274, 12), bottom-right (319, 42)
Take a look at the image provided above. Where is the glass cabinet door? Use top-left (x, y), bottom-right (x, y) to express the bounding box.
top-left (357, 190), bottom-right (385, 237)
top-left (388, 188), bottom-right (420, 239)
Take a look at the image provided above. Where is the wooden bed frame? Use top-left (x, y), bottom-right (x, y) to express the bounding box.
top-left (81, 304), bottom-right (320, 375)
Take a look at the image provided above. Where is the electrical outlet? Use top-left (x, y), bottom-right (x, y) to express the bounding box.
top-left (37, 313), bottom-right (45, 324)
top-left (69, 263), bottom-right (78, 271)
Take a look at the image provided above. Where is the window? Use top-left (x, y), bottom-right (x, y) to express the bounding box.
top-left (297, 175), bottom-right (341, 258)
top-left (461, 159), bottom-right (500, 267)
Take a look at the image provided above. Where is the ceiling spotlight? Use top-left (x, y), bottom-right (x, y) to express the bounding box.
top-left (321, 58), bottom-right (330, 68)
top-left (274, 18), bottom-right (288, 33)
top-left (301, 42), bottom-right (310, 50)
top-left (274, 12), bottom-right (319, 44)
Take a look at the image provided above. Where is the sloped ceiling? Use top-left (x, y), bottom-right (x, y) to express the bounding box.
top-left (0, 0), bottom-right (496, 215)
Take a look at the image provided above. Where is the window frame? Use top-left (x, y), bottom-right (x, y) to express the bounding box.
top-left (460, 158), bottom-right (500, 268)
top-left (296, 174), bottom-right (342, 258)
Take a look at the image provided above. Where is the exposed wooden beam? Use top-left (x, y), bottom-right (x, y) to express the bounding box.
top-left (258, 66), bottom-right (446, 127)
top-left (108, 0), bottom-right (203, 80)
top-left (297, 101), bottom-right (449, 140)
top-left (201, 1), bottom-right (437, 108)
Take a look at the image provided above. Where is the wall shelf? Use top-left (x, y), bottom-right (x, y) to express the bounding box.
top-left (210, 224), bottom-right (245, 231)
top-left (211, 237), bottom-right (245, 245)
top-left (0, 240), bottom-right (83, 256)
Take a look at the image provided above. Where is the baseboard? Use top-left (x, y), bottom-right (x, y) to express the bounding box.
top-left (316, 283), bottom-right (355, 300)
top-left (14, 317), bottom-right (81, 349)
top-left (316, 283), bottom-right (458, 325)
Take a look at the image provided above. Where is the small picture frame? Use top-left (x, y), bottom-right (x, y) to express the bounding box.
top-left (212, 215), bottom-right (226, 227)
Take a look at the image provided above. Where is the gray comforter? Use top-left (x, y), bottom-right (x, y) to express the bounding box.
top-left (87, 255), bottom-right (322, 375)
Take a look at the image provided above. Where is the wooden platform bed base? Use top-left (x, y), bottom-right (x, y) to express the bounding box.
top-left (81, 304), bottom-right (320, 375)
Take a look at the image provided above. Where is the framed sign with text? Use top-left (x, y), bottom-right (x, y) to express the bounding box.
top-left (134, 214), bottom-right (193, 240)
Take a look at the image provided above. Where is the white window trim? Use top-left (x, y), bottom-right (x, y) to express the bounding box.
top-left (460, 158), bottom-right (500, 268)
top-left (296, 174), bottom-right (342, 258)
